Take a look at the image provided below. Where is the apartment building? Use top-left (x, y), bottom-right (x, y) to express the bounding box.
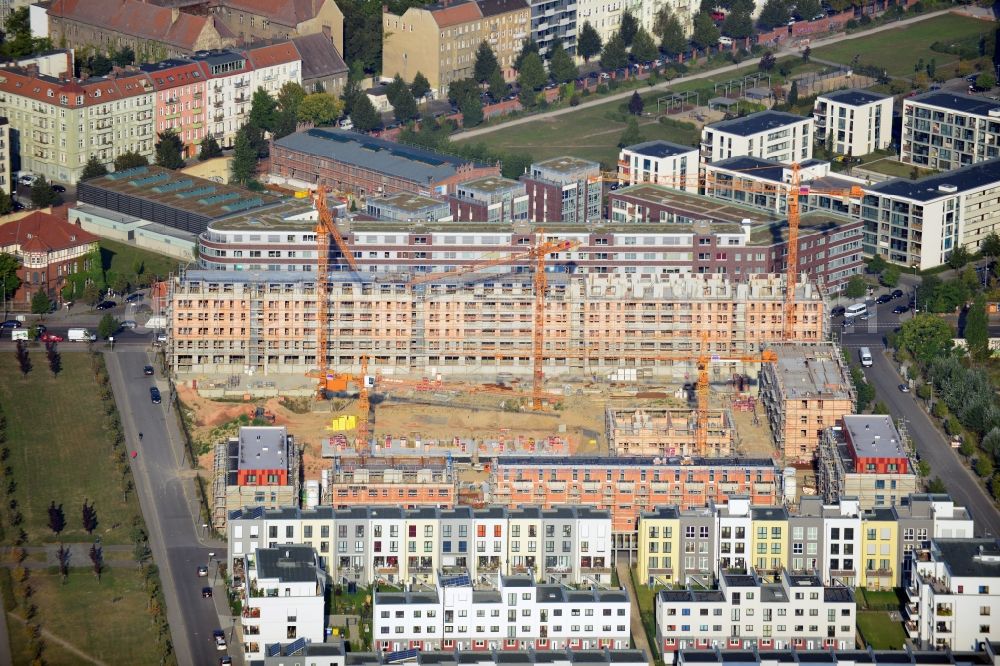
top-left (239, 545), bottom-right (326, 660)
top-left (818, 415), bottom-right (919, 510)
top-left (366, 192), bottom-right (452, 223)
top-left (605, 407), bottom-right (737, 458)
top-left (607, 182), bottom-right (864, 290)
top-left (522, 156), bottom-right (602, 225)
top-left (449, 175), bottom-right (529, 224)
top-left (674, 643), bottom-right (1000, 666)
top-left (656, 570), bottom-right (855, 656)
top-left (210, 0), bottom-right (346, 55)
top-left (325, 455), bottom-right (456, 509)
top-left (760, 343), bottom-right (856, 463)
top-left (813, 89), bottom-right (892, 157)
top-left (860, 158), bottom-right (1000, 269)
top-left (701, 111), bottom-right (814, 164)
top-left (168, 271), bottom-right (828, 377)
top-left (527, 0), bottom-right (577, 56)
top-left (373, 575), bottom-right (631, 652)
top-left (0, 67), bottom-right (155, 184)
top-left (271, 128), bottom-right (500, 196)
top-left (382, 0), bottom-right (530, 95)
top-left (617, 140), bottom-right (699, 191)
top-left (901, 92), bottom-right (1000, 170)
top-left (226, 504), bottom-right (612, 587)
top-left (0, 211), bottom-right (98, 310)
top-left (490, 456), bottom-right (781, 550)
top-left (0, 117), bottom-right (9, 195)
top-left (905, 539), bottom-right (1000, 650)
top-left (211, 426), bottom-right (299, 530)
top-left (142, 59), bottom-right (208, 159)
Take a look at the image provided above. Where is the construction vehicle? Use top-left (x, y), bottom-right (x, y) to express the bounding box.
top-left (248, 406), bottom-right (277, 423)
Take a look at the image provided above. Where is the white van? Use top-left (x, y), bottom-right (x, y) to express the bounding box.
top-left (844, 303), bottom-right (868, 319)
top-left (68, 328), bottom-right (97, 342)
top-left (719, 36), bottom-right (734, 46)
top-left (859, 347), bottom-right (873, 367)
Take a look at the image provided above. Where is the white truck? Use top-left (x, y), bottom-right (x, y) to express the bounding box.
top-left (68, 328), bottom-right (97, 342)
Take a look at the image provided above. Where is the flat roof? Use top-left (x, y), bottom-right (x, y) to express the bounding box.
top-left (934, 539), bottom-right (1000, 578)
top-left (208, 199), bottom-right (315, 232)
top-left (748, 211), bottom-right (859, 245)
top-left (613, 183), bottom-right (777, 225)
top-left (706, 110), bottom-right (811, 137)
top-left (767, 342), bottom-right (853, 400)
top-left (496, 455), bottom-right (776, 468)
top-left (369, 191), bottom-right (449, 213)
top-left (843, 415), bottom-right (907, 459)
top-left (531, 155), bottom-right (600, 175)
top-left (868, 157), bottom-right (1000, 201)
top-left (237, 426), bottom-right (289, 471)
top-left (275, 128), bottom-right (485, 185)
top-left (820, 88), bottom-right (891, 107)
top-left (909, 91), bottom-right (1000, 116)
top-left (622, 139), bottom-right (697, 159)
top-left (458, 175), bottom-right (524, 194)
top-left (254, 545), bottom-right (319, 583)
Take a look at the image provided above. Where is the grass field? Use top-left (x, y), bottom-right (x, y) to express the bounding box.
top-left (860, 158), bottom-right (936, 179)
top-left (812, 14), bottom-right (994, 77)
top-left (857, 611), bottom-right (907, 649)
top-left (3, 568), bottom-right (158, 666)
top-left (99, 238), bottom-right (184, 283)
top-left (0, 353), bottom-right (140, 545)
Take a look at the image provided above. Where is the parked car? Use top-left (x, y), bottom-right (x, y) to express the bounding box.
top-left (39, 333), bottom-right (63, 343)
top-left (891, 289), bottom-right (904, 299)
top-left (150, 387), bottom-right (162, 405)
top-left (0, 320), bottom-right (21, 329)
top-left (120, 320), bottom-right (137, 329)
top-left (213, 630), bottom-right (227, 651)
top-left (893, 304), bottom-right (910, 314)
top-left (17, 173), bottom-right (36, 187)
top-left (830, 306), bottom-right (846, 317)
top-left (96, 300), bottom-right (116, 310)
top-left (51, 184), bottom-right (66, 193)
top-left (875, 294), bottom-right (892, 304)
top-left (202, 587), bottom-right (213, 598)
top-left (219, 657), bottom-right (232, 666)
top-left (898, 384), bottom-right (910, 393)
top-left (125, 293), bottom-right (143, 303)
top-left (197, 565), bottom-right (208, 577)
top-left (143, 365), bottom-right (155, 376)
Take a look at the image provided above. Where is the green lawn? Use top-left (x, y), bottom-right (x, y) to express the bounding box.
top-left (7, 568), bottom-right (162, 665)
top-left (99, 238), bottom-right (183, 284)
top-left (856, 587), bottom-right (903, 610)
top-left (812, 14), bottom-right (993, 77)
top-left (857, 611), bottom-right (907, 649)
top-left (0, 353), bottom-right (140, 545)
top-left (860, 158), bottom-right (936, 179)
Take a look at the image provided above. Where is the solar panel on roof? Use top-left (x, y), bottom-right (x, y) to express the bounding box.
top-left (129, 173), bottom-right (170, 187)
top-left (266, 643), bottom-right (282, 657)
top-left (199, 192), bottom-right (241, 206)
top-left (222, 197), bottom-right (264, 213)
top-left (385, 648), bottom-right (420, 663)
top-left (440, 574), bottom-right (471, 587)
top-left (151, 179), bottom-right (194, 193)
top-left (107, 166), bottom-right (149, 180)
top-left (286, 637), bottom-right (308, 655)
top-left (248, 506), bottom-right (266, 519)
top-left (175, 186), bottom-right (216, 198)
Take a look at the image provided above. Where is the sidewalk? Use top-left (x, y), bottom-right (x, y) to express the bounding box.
top-left (616, 559), bottom-right (654, 665)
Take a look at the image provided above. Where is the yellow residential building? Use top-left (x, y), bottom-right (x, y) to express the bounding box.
top-left (637, 507), bottom-right (680, 586)
top-left (750, 507), bottom-right (789, 578)
top-left (860, 508), bottom-right (899, 590)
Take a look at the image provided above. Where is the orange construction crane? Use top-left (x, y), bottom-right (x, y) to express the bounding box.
top-left (590, 165), bottom-right (864, 340)
top-left (411, 232), bottom-right (580, 411)
top-left (309, 355), bottom-right (372, 450)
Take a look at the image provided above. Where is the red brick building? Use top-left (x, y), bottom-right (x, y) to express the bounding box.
top-left (0, 211), bottom-right (98, 310)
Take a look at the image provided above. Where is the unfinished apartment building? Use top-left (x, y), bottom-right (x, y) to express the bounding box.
top-left (169, 271), bottom-right (827, 378)
top-left (760, 343), bottom-right (856, 463)
top-left (606, 408), bottom-right (736, 457)
top-left (324, 455), bottom-right (456, 508)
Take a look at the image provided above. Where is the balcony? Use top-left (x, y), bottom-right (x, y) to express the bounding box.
top-left (934, 604), bottom-right (953, 617)
top-left (935, 622), bottom-right (952, 633)
top-left (376, 565), bottom-right (399, 574)
top-left (234, 80), bottom-right (250, 88)
top-left (905, 620), bottom-right (919, 638)
top-left (242, 606), bottom-right (261, 618)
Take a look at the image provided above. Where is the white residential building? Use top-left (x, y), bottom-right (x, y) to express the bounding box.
top-left (247, 42), bottom-right (302, 98)
top-left (655, 570), bottom-right (856, 658)
top-left (192, 50), bottom-right (255, 149)
top-left (240, 545), bottom-right (326, 660)
top-left (822, 499), bottom-right (861, 588)
top-left (813, 89), bottom-right (893, 156)
top-left (901, 92), bottom-right (1000, 170)
top-left (701, 111), bottom-right (814, 164)
top-left (904, 539), bottom-right (1000, 650)
top-left (617, 140), bottom-right (698, 191)
top-left (373, 574), bottom-right (631, 652)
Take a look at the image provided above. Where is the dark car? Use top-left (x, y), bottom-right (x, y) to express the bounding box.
top-left (143, 365), bottom-right (155, 376)
top-left (51, 184), bottom-right (66, 193)
top-left (150, 387), bottom-right (161, 405)
top-left (891, 289), bottom-right (904, 299)
top-left (830, 306), bottom-right (846, 317)
top-left (219, 658), bottom-right (232, 666)
top-left (899, 384), bottom-right (910, 393)
top-left (125, 293), bottom-right (143, 303)
top-left (875, 294), bottom-right (892, 304)
top-left (202, 587), bottom-right (213, 598)
top-left (0, 320), bottom-right (21, 329)
top-left (893, 304), bottom-right (910, 314)
top-left (96, 300), bottom-right (117, 310)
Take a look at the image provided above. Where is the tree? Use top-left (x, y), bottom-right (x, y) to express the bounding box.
top-left (881, 264), bottom-right (901, 287)
top-left (1, 7), bottom-right (51, 59)
top-left (299, 93), bottom-right (343, 126)
top-left (249, 87), bottom-right (277, 133)
top-left (81, 500), bottom-right (98, 535)
top-left (341, 76), bottom-right (363, 117)
top-left (618, 116), bottom-right (643, 148)
top-left (30, 290), bottom-right (51, 316)
top-left (759, 51), bottom-right (777, 72)
top-left (276, 81), bottom-right (307, 117)
top-left (230, 127), bottom-right (258, 185)
top-left (385, 74), bottom-right (409, 109)
top-left (867, 254), bottom-right (887, 274)
top-left (15, 340), bottom-right (30, 378)
top-left (619, 10), bottom-right (639, 47)
top-left (600, 32), bottom-right (629, 70)
top-left (29, 175), bottom-right (58, 209)
top-left (845, 275), bottom-right (867, 299)
top-left (578, 21), bottom-right (603, 62)
top-left (654, 7), bottom-right (688, 57)
top-left (981, 233), bottom-right (1000, 260)
top-left (549, 40), bottom-right (578, 84)
top-left (947, 245), bottom-right (972, 269)
top-left (977, 72), bottom-right (997, 90)
top-left (97, 314), bottom-right (119, 340)
top-left (410, 72), bottom-right (431, 101)
top-left (787, 80), bottom-right (798, 106)
top-left (927, 477), bottom-right (947, 494)
top-left (45, 341), bottom-right (60, 378)
top-left (977, 455), bottom-right (995, 479)
top-left (350, 93), bottom-right (381, 132)
top-left (47, 502), bottom-right (65, 535)
top-left (474, 42), bottom-right (500, 84)
top-left (898, 313), bottom-right (955, 365)
top-left (272, 108), bottom-right (298, 139)
top-left (80, 156), bottom-right (108, 180)
top-left (57, 544), bottom-right (70, 584)
top-left (757, 0), bottom-right (790, 29)
top-left (517, 52), bottom-right (547, 106)
top-left (795, 0), bottom-right (821, 20)
top-left (154, 129), bottom-right (185, 169)
top-left (460, 94), bottom-right (484, 127)
top-left (0, 254), bottom-right (20, 302)
top-left (391, 86), bottom-right (419, 123)
top-left (691, 12), bottom-right (721, 50)
top-left (628, 91), bottom-right (644, 115)
top-left (113, 151), bottom-right (148, 171)
top-left (448, 78), bottom-right (481, 107)
top-left (0, 193), bottom-right (11, 216)
top-left (966, 294), bottom-right (990, 363)
top-left (630, 28), bottom-right (658, 63)
top-left (514, 39), bottom-right (540, 73)
top-left (89, 543), bottom-right (103, 582)
top-left (198, 135), bottom-right (222, 161)
top-left (487, 68), bottom-right (507, 102)
top-left (721, 9), bottom-right (754, 39)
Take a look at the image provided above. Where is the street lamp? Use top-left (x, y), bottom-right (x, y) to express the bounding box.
top-left (108, 335), bottom-right (114, 351)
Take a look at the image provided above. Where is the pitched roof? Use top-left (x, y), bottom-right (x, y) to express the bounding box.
top-left (429, 0), bottom-right (482, 27)
top-left (246, 42), bottom-right (301, 69)
top-left (47, 0), bottom-right (222, 50)
top-left (477, 0), bottom-right (528, 17)
top-left (0, 212), bottom-right (99, 253)
top-left (291, 33), bottom-right (347, 82)
top-left (0, 67), bottom-right (153, 109)
top-left (139, 59), bottom-right (205, 90)
top-left (220, 0), bottom-right (328, 26)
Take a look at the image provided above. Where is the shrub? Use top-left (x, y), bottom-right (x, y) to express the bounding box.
top-left (569, 94), bottom-right (581, 106)
top-left (845, 18), bottom-right (858, 29)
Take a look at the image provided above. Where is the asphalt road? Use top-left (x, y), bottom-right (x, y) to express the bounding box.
top-left (106, 350), bottom-right (231, 666)
top-left (836, 296), bottom-right (1000, 537)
